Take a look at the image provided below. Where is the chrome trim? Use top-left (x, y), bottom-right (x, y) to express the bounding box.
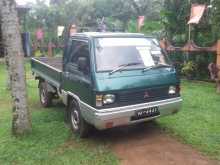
top-left (32, 58), bottom-right (62, 73)
top-left (80, 97), bottom-right (182, 113)
top-left (91, 97), bottom-right (182, 129)
top-left (64, 91), bottom-right (182, 130)
top-left (97, 97), bottom-right (181, 113)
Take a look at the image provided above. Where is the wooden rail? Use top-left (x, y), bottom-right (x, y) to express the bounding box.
top-left (160, 39), bottom-right (220, 66)
top-left (160, 39), bottom-right (220, 93)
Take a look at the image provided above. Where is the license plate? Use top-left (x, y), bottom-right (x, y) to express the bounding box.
top-left (131, 106), bottom-right (160, 121)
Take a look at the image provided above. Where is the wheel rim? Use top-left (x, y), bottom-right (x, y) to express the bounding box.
top-left (40, 88), bottom-right (46, 104)
top-left (71, 108), bottom-right (80, 131)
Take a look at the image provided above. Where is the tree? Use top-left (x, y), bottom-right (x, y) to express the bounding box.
top-left (161, 0), bottom-right (189, 41)
top-left (129, 0), bottom-right (163, 20)
top-left (25, 0), bottom-right (163, 39)
top-left (211, 0), bottom-right (220, 39)
top-left (161, 0), bottom-right (216, 80)
top-left (0, 0), bottom-right (32, 135)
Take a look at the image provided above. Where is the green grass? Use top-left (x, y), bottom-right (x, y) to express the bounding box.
top-left (0, 61), bottom-right (220, 164)
top-left (0, 61), bottom-right (118, 165)
top-left (158, 80), bottom-right (220, 160)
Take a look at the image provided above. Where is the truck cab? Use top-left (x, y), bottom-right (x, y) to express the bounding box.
top-left (31, 32), bottom-right (182, 137)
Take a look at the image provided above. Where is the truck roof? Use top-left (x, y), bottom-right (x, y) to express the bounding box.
top-left (72, 32), bottom-right (147, 38)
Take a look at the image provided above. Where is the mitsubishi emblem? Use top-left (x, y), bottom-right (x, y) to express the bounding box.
top-left (144, 91), bottom-right (149, 99)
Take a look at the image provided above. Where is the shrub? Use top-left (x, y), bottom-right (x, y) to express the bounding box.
top-left (181, 61), bottom-right (198, 80)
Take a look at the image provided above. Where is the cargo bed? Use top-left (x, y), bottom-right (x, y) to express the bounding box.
top-left (31, 57), bottom-right (63, 88)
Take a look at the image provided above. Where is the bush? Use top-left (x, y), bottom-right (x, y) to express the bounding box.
top-left (181, 61), bottom-right (198, 80)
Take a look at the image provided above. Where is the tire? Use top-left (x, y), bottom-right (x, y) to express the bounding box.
top-left (39, 81), bottom-right (53, 107)
top-left (68, 99), bottom-right (90, 138)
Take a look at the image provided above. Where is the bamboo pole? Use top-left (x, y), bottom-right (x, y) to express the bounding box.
top-left (188, 24), bottom-right (191, 42)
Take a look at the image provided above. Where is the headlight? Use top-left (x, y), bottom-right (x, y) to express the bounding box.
top-left (96, 94), bottom-right (116, 107)
top-left (103, 94), bottom-right (115, 105)
top-left (168, 86), bottom-right (176, 95)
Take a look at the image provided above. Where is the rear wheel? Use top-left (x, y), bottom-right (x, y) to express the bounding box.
top-left (39, 82), bottom-right (53, 107)
top-left (68, 99), bottom-right (91, 138)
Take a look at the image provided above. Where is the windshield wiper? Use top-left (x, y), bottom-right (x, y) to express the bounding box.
top-left (143, 64), bottom-right (172, 72)
top-left (109, 62), bottom-right (141, 75)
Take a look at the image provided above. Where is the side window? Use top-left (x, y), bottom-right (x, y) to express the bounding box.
top-left (63, 39), bottom-right (74, 66)
top-left (69, 40), bottom-right (90, 75)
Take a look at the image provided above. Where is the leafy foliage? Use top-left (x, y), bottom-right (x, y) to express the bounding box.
top-left (181, 61), bottom-right (198, 79)
top-left (161, 0), bottom-right (219, 80)
top-left (161, 0), bottom-right (189, 41)
top-left (23, 0), bottom-right (220, 80)
top-left (25, 0), bottom-right (163, 42)
top-left (211, 0), bottom-right (220, 39)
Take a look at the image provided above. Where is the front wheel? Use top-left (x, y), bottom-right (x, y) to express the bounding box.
top-left (68, 99), bottom-right (91, 138)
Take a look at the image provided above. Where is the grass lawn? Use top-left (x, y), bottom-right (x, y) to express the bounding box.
top-left (0, 60), bottom-right (219, 164)
top-left (0, 62), bottom-right (118, 165)
top-left (158, 80), bottom-right (220, 160)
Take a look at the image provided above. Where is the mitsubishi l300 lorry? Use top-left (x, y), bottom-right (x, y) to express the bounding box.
top-left (31, 32), bottom-right (182, 137)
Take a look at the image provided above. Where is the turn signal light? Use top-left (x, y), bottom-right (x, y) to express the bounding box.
top-left (96, 95), bottom-right (103, 107)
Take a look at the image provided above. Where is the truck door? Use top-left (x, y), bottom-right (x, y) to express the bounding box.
top-left (62, 38), bottom-right (93, 105)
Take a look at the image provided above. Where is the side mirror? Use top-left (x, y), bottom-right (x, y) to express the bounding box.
top-left (78, 57), bottom-right (88, 72)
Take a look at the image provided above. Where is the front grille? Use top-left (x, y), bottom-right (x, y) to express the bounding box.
top-left (98, 86), bottom-right (180, 109)
top-left (117, 86), bottom-right (176, 106)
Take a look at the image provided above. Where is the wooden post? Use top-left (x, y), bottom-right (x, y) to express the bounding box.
top-left (217, 40), bottom-right (220, 66)
top-left (48, 42), bottom-right (53, 57)
top-left (216, 40), bottom-right (220, 93)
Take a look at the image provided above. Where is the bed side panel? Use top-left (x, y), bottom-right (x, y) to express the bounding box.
top-left (31, 58), bottom-right (62, 88)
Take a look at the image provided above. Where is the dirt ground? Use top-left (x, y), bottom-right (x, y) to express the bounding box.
top-left (91, 122), bottom-right (220, 165)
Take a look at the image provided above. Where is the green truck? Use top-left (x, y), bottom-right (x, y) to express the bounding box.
top-left (31, 32), bottom-right (182, 137)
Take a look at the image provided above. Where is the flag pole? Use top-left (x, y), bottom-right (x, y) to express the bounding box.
top-left (185, 0), bottom-right (191, 62)
top-left (188, 0), bottom-right (191, 42)
top-left (188, 24), bottom-right (191, 42)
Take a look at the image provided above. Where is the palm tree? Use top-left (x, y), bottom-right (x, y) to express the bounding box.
top-left (0, 0), bottom-right (31, 135)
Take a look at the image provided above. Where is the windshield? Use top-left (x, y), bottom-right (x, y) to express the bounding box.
top-left (95, 37), bottom-right (170, 72)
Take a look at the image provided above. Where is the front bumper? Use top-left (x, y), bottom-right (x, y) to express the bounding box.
top-left (80, 97), bottom-right (182, 130)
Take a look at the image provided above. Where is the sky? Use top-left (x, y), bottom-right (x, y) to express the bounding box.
top-left (16, 0), bottom-right (36, 5)
top-left (16, 0), bottom-right (49, 5)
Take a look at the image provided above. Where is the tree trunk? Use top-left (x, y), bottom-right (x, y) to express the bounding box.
top-left (5, 52), bottom-right (11, 89)
top-left (0, 0), bottom-right (31, 135)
